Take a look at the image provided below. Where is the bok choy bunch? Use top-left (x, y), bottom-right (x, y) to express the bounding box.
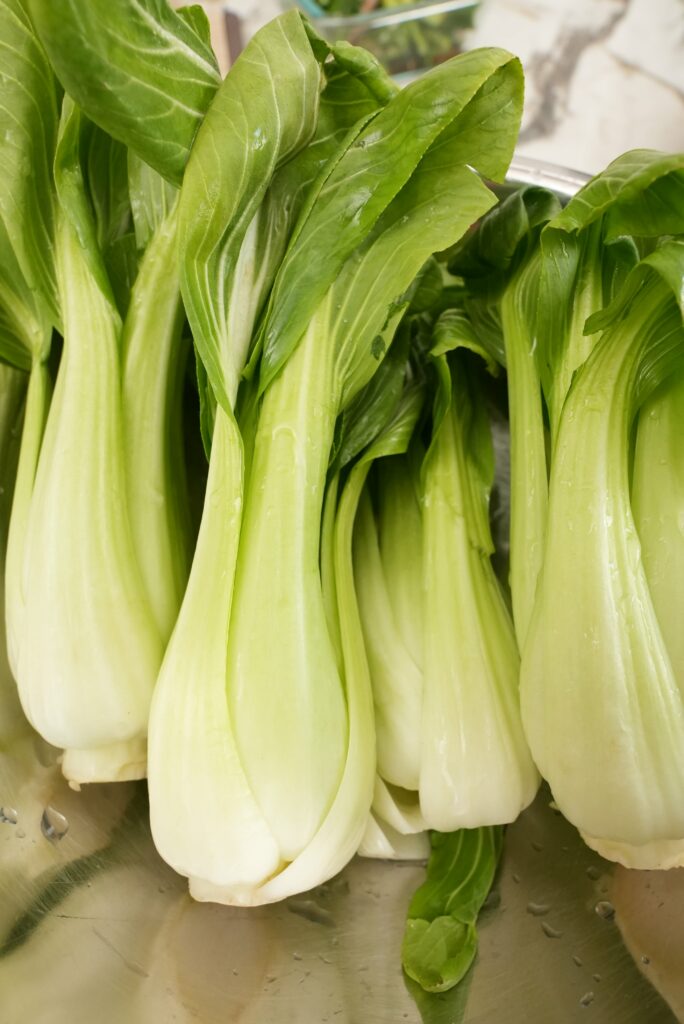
top-left (12, 105), bottom-right (191, 785)
top-left (521, 241), bottom-right (684, 869)
top-left (148, 16), bottom-right (523, 903)
top-left (354, 311), bottom-right (537, 846)
top-left (452, 152), bottom-right (684, 867)
top-left (3, 0), bottom-right (205, 783)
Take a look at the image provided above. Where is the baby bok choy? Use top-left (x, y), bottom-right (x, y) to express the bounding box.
top-left (5, 0), bottom-right (220, 783)
top-left (521, 241), bottom-right (684, 869)
top-left (12, 102), bottom-right (183, 785)
top-left (148, 34), bottom-right (523, 904)
top-left (354, 311), bottom-right (537, 843)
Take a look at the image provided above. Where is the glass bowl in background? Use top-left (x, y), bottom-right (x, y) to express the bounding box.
top-left (293, 0), bottom-right (479, 80)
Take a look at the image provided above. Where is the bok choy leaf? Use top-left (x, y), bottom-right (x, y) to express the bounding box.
top-left (28, 0), bottom-right (221, 185)
top-left (402, 827), bottom-right (503, 993)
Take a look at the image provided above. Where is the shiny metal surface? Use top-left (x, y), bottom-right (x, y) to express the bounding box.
top-left (507, 156), bottom-right (589, 200)
top-left (1, 161), bottom-right (682, 1024)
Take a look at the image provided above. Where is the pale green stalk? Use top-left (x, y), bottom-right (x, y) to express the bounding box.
top-left (500, 256), bottom-right (548, 648)
top-left (376, 454), bottom-right (423, 667)
top-left (0, 363), bottom-right (28, 747)
top-left (227, 299), bottom-right (348, 858)
top-left (632, 368), bottom-right (684, 683)
top-left (543, 221), bottom-right (604, 441)
top-left (148, 407), bottom-right (285, 899)
top-left (4, 360), bottom-right (50, 679)
top-left (354, 485), bottom-right (422, 791)
top-left (17, 214), bottom-right (163, 784)
top-left (420, 359), bottom-right (538, 829)
top-left (122, 201), bottom-right (189, 640)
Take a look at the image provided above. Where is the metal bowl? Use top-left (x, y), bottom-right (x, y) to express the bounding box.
top-left (0, 160), bottom-right (681, 1024)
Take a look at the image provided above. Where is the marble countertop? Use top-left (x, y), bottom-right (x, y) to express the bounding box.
top-left (224, 0), bottom-right (684, 176)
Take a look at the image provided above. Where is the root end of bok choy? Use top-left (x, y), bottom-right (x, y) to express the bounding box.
top-left (61, 738), bottom-right (148, 786)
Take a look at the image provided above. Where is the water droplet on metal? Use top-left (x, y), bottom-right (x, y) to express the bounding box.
top-left (16, 828), bottom-right (26, 838)
top-left (579, 991), bottom-right (595, 1008)
top-left (531, 841), bottom-right (543, 852)
top-left (527, 901), bottom-right (550, 917)
top-left (592, 973), bottom-right (602, 983)
top-left (511, 872), bottom-right (521, 884)
top-left (0, 806), bottom-right (18, 825)
top-left (586, 865), bottom-right (601, 880)
top-left (641, 955), bottom-right (650, 965)
top-left (573, 955), bottom-right (583, 967)
top-left (541, 922), bottom-right (563, 939)
top-left (41, 806), bottom-right (69, 843)
top-left (594, 900), bottom-right (615, 921)
top-left (293, 952), bottom-right (303, 961)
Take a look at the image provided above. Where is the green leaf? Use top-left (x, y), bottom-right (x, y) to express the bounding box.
top-left (537, 151), bottom-right (684, 434)
top-left (404, 966), bottom-right (474, 1024)
top-left (584, 238), bottom-right (684, 410)
top-left (0, 0), bottom-right (60, 361)
top-left (448, 185), bottom-right (561, 290)
top-left (550, 149), bottom-right (684, 240)
top-left (53, 97), bottom-right (117, 314)
top-left (0, 227), bottom-right (44, 369)
top-left (128, 153), bottom-right (178, 252)
top-left (177, 12), bottom-right (324, 414)
top-left (402, 828), bottom-right (503, 993)
top-left (28, 0), bottom-right (220, 185)
top-left (431, 308), bottom-right (499, 373)
top-left (239, 53), bottom-right (390, 387)
top-left (403, 917), bottom-right (477, 994)
top-left (176, 3), bottom-right (213, 50)
top-left (84, 123), bottom-right (131, 254)
top-left (258, 48), bottom-right (523, 392)
top-left (327, 38), bottom-right (398, 105)
top-left (105, 231), bottom-right (138, 318)
top-left (318, 158), bottom-right (504, 414)
top-left (408, 258), bottom-right (445, 316)
top-left (333, 317), bottom-right (414, 472)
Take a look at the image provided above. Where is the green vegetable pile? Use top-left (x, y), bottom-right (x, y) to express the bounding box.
top-left (1, 0), bottom-right (684, 1000)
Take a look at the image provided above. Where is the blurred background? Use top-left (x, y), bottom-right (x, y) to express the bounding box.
top-left (210, 0), bottom-right (684, 175)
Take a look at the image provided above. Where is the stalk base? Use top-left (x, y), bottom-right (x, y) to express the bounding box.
top-left (62, 737), bottom-right (147, 785)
